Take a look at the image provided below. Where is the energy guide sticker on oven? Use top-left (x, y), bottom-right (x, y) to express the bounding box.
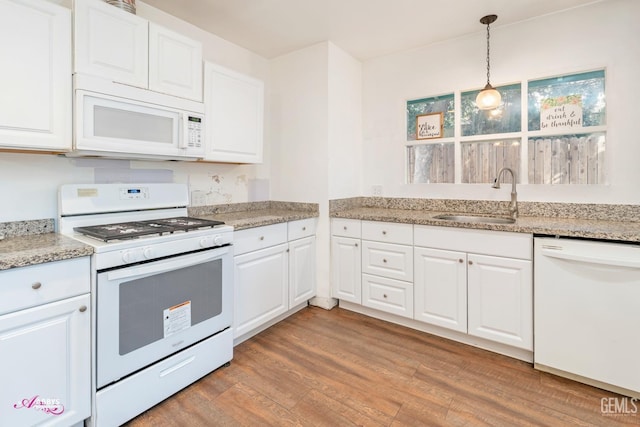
top-left (163, 301), bottom-right (192, 338)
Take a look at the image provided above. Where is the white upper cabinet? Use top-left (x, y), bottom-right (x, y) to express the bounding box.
top-left (203, 62), bottom-right (264, 163)
top-left (74, 0), bottom-right (203, 101)
top-left (74, 0), bottom-right (148, 88)
top-left (149, 23), bottom-right (202, 101)
top-left (0, 0), bottom-right (71, 151)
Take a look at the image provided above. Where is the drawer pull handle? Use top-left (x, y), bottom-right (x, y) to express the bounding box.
top-left (260, 236), bottom-right (264, 241)
top-left (302, 227), bottom-right (307, 231)
top-left (468, 260), bottom-right (473, 265)
top-left (79, 306), bottom-right (87, 313)
top-left (343, 226), bottom-right (347, 230)
top-left (31, 282), bottom-right (42, 290)
top-left (383, 294), bottom-right (388, 299)
top-left (355, 243), bottom-right (359, 247)
top-left (458, 259), bottom-right (464, 263)
top-left (382, 231), bottom-right (387, 235)
top-left (383, 259), bottom-right (387, 263)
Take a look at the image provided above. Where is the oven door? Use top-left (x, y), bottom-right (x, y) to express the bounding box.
top-left (96, 245), bottom-right (232, 389)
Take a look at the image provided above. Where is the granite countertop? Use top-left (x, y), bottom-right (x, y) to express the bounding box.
top-left (0, 221), bottom-right (94, 271)
top-left (189, 201), bottom-right (319, 231)
top-left (330, 198), bottom-right (640, 243)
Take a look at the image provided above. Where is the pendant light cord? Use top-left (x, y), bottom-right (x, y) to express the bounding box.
top-left (486, 21), bottom-right (491, 86)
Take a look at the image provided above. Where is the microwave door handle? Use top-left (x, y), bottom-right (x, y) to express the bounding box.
top-left (178, 113), bottom-right (187, 149)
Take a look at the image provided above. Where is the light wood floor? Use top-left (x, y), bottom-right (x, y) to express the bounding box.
top-left (126, 306), bottom-right (639, 426)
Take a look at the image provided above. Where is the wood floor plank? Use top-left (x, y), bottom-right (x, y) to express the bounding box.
top-left (125, 307), bottom-right (640, 426)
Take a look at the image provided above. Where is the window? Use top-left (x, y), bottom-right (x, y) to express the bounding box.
top-left (406, 69), bottom-right (606, 185)
top-left (461, 84), bottom-right (521, 136)
top-left (461, 139), bottom-right (520, 184)
top-left (406, 94), bottom-right (455, 183)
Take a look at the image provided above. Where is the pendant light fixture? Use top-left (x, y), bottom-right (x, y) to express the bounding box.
top-left (476, 14), bottom-right (501, 110)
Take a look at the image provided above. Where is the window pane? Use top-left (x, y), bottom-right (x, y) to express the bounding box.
top-left (461, 84), bottom-right (521, 136)
top-left (461, 139), bottom-right (521, 184)
top-left (407, 94), bottom-right (454, 140)
top-left (527, 132), bottom-right (605, 184)
top-left (407, 143), bottom-right (455, 183)
top-left (528, 70), bottom-right (605, 131)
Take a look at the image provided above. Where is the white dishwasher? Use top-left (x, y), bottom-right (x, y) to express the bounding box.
top-left (534, 237), bottom-right (640, 398)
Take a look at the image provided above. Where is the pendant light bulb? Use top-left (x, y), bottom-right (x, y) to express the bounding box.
top-left (476, 14), bottom-right (500, 110)
top-left (476, 84), bottom-right (502, 110)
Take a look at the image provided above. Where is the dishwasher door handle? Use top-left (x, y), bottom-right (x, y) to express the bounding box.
top-left (540, 246), bottom-right (640, 269)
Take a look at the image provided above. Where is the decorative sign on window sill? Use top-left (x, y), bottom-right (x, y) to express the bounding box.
top-left (540, 94), bottom-right (583, 130)
top-left (416, 112), bottom-right (444, 140)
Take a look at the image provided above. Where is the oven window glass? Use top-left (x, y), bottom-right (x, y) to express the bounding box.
top-left (118, 259), bottom-right (222, 355)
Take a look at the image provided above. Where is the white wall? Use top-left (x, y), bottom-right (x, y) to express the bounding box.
top-left (328, 43), bottom-right (363, 199)
top-left (269, 41), bottom-right (363, 304)
top-left (0, 1), bottom-right (270, 223)
top-left (269, 42), bottom-right (331, 304)
top-left (361, 0), bottom-right (640, 204)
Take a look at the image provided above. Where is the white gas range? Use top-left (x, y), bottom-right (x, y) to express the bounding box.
top-left (58, 183), bottom-right (234, 427)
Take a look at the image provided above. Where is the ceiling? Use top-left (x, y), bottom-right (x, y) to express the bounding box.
top-left (142, 0), bottom-right (601, 60)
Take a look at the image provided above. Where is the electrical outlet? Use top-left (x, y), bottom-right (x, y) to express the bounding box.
top-left (372, 185), bottom-right (383, 197)
top-left (190, 190), bottom-right (206, 206)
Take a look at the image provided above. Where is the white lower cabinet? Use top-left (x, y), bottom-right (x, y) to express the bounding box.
top-left (0, 258), bottom-right (90, 427)
top-left (234, 243), bottom-right (289, 339)
top-left (414, 226), bottom-right (533, 351)
top-left (414, 247), bottom-right (467, 333)
top-left (467, 254), bottom-right (533, 349)
top-left (331, 236), bottom-right (362, 303)
top-left (233, 219), bottom-right (317, 342)
top-left (362, 273), bottom-right (413, 318)
top-left (331, 218), bottom-right (534, 355)
top-left (289, 235), bottom-right (316, 307)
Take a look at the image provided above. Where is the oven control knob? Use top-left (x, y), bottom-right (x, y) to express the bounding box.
top-left (199, 237), bottom-right (212, 248)
top-left (122, 251), bottom-right (134, 263)
top-left (213, 235), bottom-right (224, 246)
top-left (143, 247), bottom-right (154, 259)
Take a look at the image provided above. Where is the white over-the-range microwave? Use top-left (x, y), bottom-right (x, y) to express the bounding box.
top-left (71, 74), bottom-right (205, 160)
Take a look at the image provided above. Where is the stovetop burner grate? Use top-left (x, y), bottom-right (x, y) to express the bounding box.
top-left (74, 217), bottom-right (225, 242)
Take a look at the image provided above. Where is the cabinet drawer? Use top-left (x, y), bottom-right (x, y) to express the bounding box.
top-left (414, 225), bottom-right (532, 260)
top-left (331, 218), bottom-right (361, 238)
top-left (362, 221), bottom-right (413, 245)
top-left (362, 274), bottom-right (413, 319)
top-left (288, 218), bottom-right (317, 241)
top-left (362, 241), bottom-right (413, 282)
top-left (233, 223), bottom-right (287, 256)
top-left (0, 257), bottom-right (90, 316)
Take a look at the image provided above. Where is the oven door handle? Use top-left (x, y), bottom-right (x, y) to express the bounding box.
top-left (106, 246), bottom-right (231, 281)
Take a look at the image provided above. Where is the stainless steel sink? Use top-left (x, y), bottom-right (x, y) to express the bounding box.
top-left (433, 214), bottom-right (516, 224)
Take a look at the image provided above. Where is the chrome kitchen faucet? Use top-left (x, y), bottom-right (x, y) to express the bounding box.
top-left (492, 167), bottom-right (518, 219)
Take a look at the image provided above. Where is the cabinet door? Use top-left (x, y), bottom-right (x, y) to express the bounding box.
top-left (0, 294), bottom-right (90, 427)
top-left (289, 236), bottom-right (316, 307)
top-left (414, 247), bottom-right (467, 333)
top-left (203, 62), bottom-right (264, 163)
top-left (467, 254), bottom-right (533, 350)
top-left (0, 0), bottom-right (71, 151)
top-left (331, 236), bottom-right (362, 304)
top-left (74, 0), bottom-right (148, 88)
top-left (234, 244), bottom-right (288, 338)
top-left (149, 23), bottom-right (203, 101)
